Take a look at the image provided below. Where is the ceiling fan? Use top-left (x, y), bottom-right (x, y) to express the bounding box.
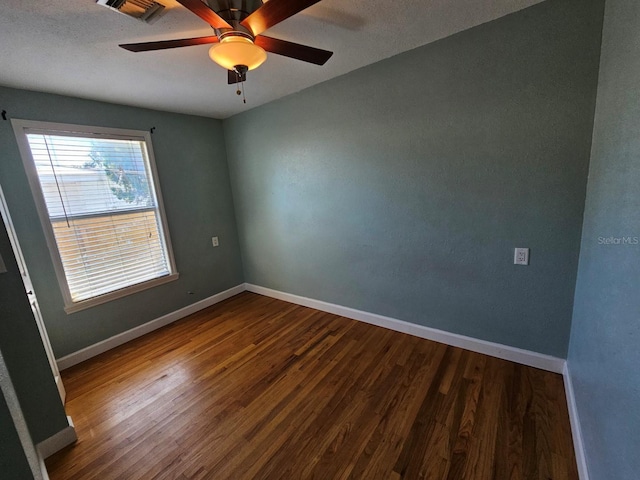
top-left (119, 0), bottom-right (333, 86)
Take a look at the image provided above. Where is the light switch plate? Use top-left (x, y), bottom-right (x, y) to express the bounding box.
top-left (514, 248), bottom-right (529, 265)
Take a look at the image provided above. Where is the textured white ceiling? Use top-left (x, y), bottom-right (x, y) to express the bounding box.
top-left (0, 0), bottom-right (544, 119)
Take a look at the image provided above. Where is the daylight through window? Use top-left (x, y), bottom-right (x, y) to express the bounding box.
top-left (13, 121), bottom-right (177, 312)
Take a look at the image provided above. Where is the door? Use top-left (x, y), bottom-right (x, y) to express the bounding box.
top-left (0, 185), bottom-right (65, 403)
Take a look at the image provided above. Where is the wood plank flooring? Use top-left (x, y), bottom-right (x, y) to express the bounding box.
top-left (46, 292), bottom-right (577, 479)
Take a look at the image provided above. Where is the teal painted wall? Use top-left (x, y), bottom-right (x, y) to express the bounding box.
top-left (0, 219), bottom-right (68, 443)
top-left (568, 0), bottom-right (640, 478)
top-left (0, 87), bottom-right (244, 357)
top-left (223, 0), bottom-right (604, 357)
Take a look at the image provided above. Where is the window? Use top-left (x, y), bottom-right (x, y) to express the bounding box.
top-left (12, 120), bottom-right (178, 313)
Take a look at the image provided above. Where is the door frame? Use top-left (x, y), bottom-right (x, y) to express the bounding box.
top-left (0, 183), bottom-right (65, 403)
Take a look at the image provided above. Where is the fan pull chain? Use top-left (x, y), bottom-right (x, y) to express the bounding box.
top-left (235, 75), bottom-right (247, 104)
top-left (241, 77), bottom-right (246, 104)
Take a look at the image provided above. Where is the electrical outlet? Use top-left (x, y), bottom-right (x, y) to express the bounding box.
top-left (514, 248), bottom-right (529, 265)
top-left (212, 236), bottom-right (219, 247)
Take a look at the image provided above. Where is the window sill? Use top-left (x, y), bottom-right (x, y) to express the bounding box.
top-left (63, 273), bottom-right (179, 314)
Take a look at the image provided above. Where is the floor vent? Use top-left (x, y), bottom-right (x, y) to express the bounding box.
top-left (96, 0), bottom-right (167, 23)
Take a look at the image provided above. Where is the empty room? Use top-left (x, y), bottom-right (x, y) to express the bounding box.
top-left (0, 0), bottom-right (637, 479)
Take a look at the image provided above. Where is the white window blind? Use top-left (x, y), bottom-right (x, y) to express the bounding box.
top-left (13, 121), bottom-right (177, 311)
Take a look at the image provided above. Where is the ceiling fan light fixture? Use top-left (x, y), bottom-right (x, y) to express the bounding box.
top-left (208, 36), bottom-right (267, 71)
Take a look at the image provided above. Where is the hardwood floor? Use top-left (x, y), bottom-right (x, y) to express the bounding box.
top-left (46, 292), bottom-right (577, 479)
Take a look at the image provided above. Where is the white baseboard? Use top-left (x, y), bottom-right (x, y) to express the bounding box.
top-left (37, 416), bottom-right (77, 459)
top-left (56, 284), bottom-right (245, 370)
top-left (563, 363), bottom-right (590, 480)
top-left (58, 281), bottom-right (565, 374)
top-left (245, 283), bottom-right (566, 374)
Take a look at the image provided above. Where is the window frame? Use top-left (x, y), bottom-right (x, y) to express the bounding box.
top-left (12, 119), bottom-right (179, 314)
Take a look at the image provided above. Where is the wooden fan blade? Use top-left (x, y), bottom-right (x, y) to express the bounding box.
top-left (241, 0), bottom-right (321, 36)
top-left (255, 36), bottom-right (333, 65)
top-left (228, 70), bottom-right (247, 84)
top-left (119, 36), bottom-right (219, 52)
top-left (176, 0), bottom-right (232, 29)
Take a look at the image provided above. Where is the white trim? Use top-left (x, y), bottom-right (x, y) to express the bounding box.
top-left (58, 281), bottom-right (567, 373)
top-left (10, 119), bottom-right (158, 140)
top-left (563, 363), bottom-right (590, 480)
top-left (39, 455), bottom-right (51, 480)
top-left (1, 183), bottom-right (66, 405)
top-left (63, 273), bottom-right (180, 314)
top-left (244, 283), bottom-right (566, 374)
top-left (36, 416), bottom-right (77, 459)
top-left (56, 284), bottom-right (246, 370)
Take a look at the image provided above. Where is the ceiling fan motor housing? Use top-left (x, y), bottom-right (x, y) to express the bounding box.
top-left (206, 0), bottom-right (263, 36)
top-left (234, 65), bottom-right (249, 75)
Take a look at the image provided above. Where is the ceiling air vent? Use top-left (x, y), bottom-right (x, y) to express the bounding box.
top-left (96, 0), bottom-right (167, 23)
